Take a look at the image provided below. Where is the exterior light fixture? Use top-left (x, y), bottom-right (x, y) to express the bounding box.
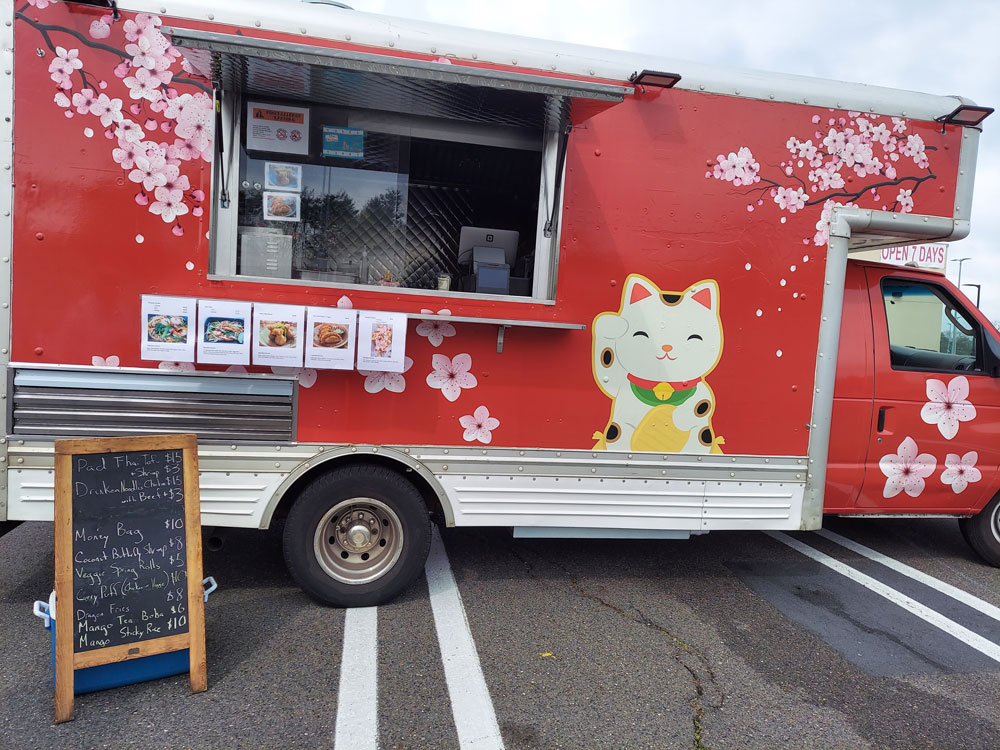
top-left (629, 70), bottom-right (682, 89)
top-left (934, 104), bottom-right (994, 132)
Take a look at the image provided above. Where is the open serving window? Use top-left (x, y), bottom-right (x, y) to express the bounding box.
top-left (169, 29), bottom-right (630, 303)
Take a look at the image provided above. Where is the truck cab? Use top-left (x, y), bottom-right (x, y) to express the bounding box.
top-left (829, 260), bottom-right (1000, 563)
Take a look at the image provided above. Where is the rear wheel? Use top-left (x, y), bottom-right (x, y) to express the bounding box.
top-left (958, 494), bottom-right (1000, 567)
top-left (283, 465), bottom-right (431, 607)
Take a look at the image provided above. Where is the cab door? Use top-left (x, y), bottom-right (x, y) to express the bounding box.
top-left (856, 266), bottom-right (1000, 513)
top-left (825, 262), bottom-right (875, 512)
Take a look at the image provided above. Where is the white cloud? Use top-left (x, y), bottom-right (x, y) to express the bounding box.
top-left (352, 0), bottom-right (999, 319)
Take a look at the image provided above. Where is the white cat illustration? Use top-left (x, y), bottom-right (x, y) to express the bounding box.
top-left (591, 274), bottom-right (724, 454)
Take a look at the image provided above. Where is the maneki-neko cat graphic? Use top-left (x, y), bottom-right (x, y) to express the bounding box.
top-left (592, 275), bottom-right (725, 454)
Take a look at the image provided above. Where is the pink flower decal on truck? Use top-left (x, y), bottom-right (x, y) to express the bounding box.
top-left (879, 436), bottom-right (936, 499)
top-left (941, 452), bottom-right (981, 494)
top-left (426, 353), bottom-right (477, 402)
top-left (920, 376), bottom-right (976, 440)
top-left (459, 406), bottom-right (500, 444)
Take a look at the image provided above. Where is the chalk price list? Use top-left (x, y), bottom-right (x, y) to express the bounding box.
top-left (71, 448), bottom-right (189, 652)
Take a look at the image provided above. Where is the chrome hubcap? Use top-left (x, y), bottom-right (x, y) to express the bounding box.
top-left (314, 498), bottom-right (404, 585)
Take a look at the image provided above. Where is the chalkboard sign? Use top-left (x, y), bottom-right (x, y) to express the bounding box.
top-left (53, 435), bottom-right (206, 723)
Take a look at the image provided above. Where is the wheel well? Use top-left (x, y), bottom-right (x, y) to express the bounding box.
top-left (268, 454), bottom-right (444, 525)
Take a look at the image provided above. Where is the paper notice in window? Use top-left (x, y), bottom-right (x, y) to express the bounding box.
top-left (140, 295), bottom-right (196, 362)
top-left (247, 102), bottom-right (310, 155)
top-left (197, 299), bottom-right (251, 366)
top-left (356, 311), bottom-right (408, 373)
top-left (252, 304), bottom-right (305, 367)
top-left (305, 307), bottom-right (358, 370)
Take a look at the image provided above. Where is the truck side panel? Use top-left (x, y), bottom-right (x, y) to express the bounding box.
top-left (10, 4), bottom-right (965, 459)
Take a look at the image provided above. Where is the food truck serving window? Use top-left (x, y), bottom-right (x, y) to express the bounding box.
top-left (178, 29), bottom-right (631, 302)
top-left (233, 99), bottom-right (543, 297)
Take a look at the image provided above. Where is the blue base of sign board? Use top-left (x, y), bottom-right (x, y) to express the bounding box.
top-left (34, 579), bottom-right (215, 695)
top-left (44, 617), bottom-right (190, 694)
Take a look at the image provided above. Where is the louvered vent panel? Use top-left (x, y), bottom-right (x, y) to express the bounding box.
top-left (11, 369), bottom-right (296, 442)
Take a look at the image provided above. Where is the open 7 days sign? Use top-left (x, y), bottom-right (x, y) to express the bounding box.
top-left (855, 243), bottom-right (949, 271)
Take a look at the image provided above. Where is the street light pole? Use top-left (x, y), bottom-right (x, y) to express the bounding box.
top-left (954, 256), bottom-right (971, 288)
top-left (963, 283), bottom-right (981, 307)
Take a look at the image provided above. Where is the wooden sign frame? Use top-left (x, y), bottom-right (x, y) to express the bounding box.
top-left (53, 434), bottom-right (206, 723)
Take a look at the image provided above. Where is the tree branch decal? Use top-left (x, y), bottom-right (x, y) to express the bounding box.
top-left (17, 6), bottom-right (214, 236)
top-left (706, 111), bottom-right (938, 246)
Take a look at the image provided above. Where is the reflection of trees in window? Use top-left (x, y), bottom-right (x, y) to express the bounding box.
top-left (940, 327), bottom-right (976, 356)
top-left (298, 188), bottom-right (358, 271)
top-left (358, 190), bottom-right (405, 230)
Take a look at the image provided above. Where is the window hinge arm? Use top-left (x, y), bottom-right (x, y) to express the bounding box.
top-left (215, 85), bottom-right (230, 209)
top-left (543, 124), bottom-right (572, 239)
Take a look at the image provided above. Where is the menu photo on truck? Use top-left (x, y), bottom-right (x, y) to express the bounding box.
top-left (252, 303), bottom-right (306, 367)
top-left (356, 311), bottom-right (408, 373)
top-left (305, 306), bottom-right (358, 370)
top-left (140, 295), bottom-right (196, 362)
top-left (197, 299), bottom-right (252, 366)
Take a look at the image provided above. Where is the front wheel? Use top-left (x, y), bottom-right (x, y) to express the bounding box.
top-left (283, 465), bottom-right (431, 607)
top-left (958, 494), bottom-right (1000, 567)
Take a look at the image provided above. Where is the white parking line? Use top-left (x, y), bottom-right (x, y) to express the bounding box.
top-left (425, 525), bottom-right (505, 750)
top-left (816, 528), bottom-right (1000, 622)
top-left (334, 606), bottom-right (379, 750)
top-left (767, 531), bottom-right (1000, 664)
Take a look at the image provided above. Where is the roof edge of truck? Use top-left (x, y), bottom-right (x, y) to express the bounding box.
top-left (108, 0), bottom-right (979, 122)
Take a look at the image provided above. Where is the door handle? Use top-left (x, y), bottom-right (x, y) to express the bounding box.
top-left (877, 406), bottom-right (886, 433)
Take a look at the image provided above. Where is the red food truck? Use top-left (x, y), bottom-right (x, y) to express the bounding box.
top-left (1, 0), bottom-right (996, 606)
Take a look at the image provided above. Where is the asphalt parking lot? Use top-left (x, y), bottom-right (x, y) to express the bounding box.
top-left (2, 515), bottom-right (999, 750)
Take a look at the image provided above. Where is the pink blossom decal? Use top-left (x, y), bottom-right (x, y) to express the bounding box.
top-left (879, 436), bottom-right (936, 499)
top-left (459, 405), bottom-right (500, 444)
top-left (17, 7), bottom-right (212, 237)
top-left (91, 355), bottom-right (120, 367)
top-left (336, 296), bottom-right (353, 308)
top-left (707, 113), bottom-right (936, 245)
top-left (416, 308), bottom-right (457, 348)
top-left (426, 353), bottom-right (477, 402)
top-left (360, 356), bottom-right (413, 394)
top-left (920, 376), bottom-right (976, 440)
top-left (941, 451), bottom-right (981, 494)
top-left (270, 366), bottom-right (318, 388)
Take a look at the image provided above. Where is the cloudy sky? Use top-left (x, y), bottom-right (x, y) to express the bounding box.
top-left (351, 0), bottom-right (999, 322)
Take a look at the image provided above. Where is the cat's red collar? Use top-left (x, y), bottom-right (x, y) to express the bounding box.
top-left (627, 373), bottom-right (702, 391)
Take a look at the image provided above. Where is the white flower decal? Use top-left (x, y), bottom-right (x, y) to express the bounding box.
top-left (920, 376), bottom-right (976, 440)
top-left (459, 406), bottom-right (500, 444)
top-left (336, 296), bottom-right (353, 309)
top-left (224, 365), bottom-right (248, 374)
top-left (158, 361), bottom-right (195, 371)
top-left (360, 357), bottom-right (413, 394)
top-left (270, 367), bottom-right (318, 388)
top-left (879, 436), bottom-right (936, 499)
top-left (415, 308), bottom-right (456, 348)
top-left (91, 355), bottom-right (120, 367)
top-left (941, 451), bottom-right (982, 494)
top-left (426, 353), bottom-right (477, 402)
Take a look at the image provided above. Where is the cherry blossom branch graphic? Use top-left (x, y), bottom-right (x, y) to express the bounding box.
top-left (17, 6), bottom-right (213, 237)
top-left (706, 112), bottom-right (938, 246)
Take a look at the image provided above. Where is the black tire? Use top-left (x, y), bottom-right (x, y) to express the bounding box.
top-left (283, 465), bottom-right (431, 607)
top-left (958, 494), bottom-right (1000, 567)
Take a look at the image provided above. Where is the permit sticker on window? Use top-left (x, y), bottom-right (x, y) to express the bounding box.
top-left (323, 127), bottom-right (364, 159)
